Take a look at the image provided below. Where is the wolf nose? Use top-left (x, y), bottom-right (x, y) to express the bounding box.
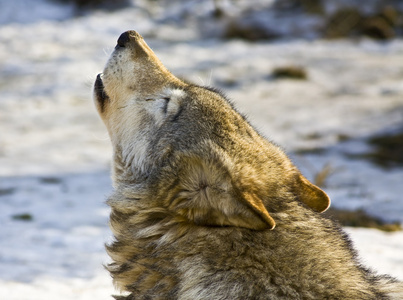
top-left (116, 30), bottom-right (142, 49)
top-left (117, 31), bottom-right (131, 48)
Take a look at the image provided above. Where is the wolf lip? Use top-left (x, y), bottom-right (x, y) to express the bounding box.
top-left (94, 73), bottom-right (109, 112)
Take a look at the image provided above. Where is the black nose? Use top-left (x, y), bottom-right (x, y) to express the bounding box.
top-left (116, 31), bottom-right (131, 48)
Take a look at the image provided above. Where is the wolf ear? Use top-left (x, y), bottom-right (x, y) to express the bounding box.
top-left (295, 174), bottom-right (330, 213)
top-left (193, 189), bottom-right (276, 231)
top-left (224, 174), bottom-right (330, 230)
top-left (236, 191), bottom-right (277, 230)
top-left (175, 187), bottom-right (276, 231)
top-left (170, 157), bottom-right (277, 231)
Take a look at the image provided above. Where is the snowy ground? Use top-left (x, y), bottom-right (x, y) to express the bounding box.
top-left (0, 0), bottom-right (402, 299)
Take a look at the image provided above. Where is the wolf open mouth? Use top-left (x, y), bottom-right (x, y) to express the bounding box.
top-left (94, 73), bottom-right (109, 112)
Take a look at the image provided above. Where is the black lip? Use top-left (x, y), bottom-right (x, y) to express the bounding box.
top-left (94, 74), bottom-right (109, 112)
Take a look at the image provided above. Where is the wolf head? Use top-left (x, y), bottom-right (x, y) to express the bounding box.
top-left (94, 30), bottom-right (330, 231)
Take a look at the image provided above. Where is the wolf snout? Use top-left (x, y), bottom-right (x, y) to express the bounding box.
top-left (116, 30), bottom-right (142, 49)
top-left (116, 31), bottom-right (130, 48)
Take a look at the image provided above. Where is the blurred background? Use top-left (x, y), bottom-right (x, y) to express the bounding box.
top-left (0, 0), bottom-right (402, 299)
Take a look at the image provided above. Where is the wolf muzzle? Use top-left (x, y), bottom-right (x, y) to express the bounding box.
top-left (115, 30), bottom-right (143, 50)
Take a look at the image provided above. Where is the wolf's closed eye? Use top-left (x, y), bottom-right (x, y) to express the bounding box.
top-left (162, 97), bottom-right (170, 114)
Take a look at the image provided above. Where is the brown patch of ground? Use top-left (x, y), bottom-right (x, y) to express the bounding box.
top-left (272, 66), bottom-right (308, 80)
top-left (324, 207), bottom-right (402, 232)
top-left (348, 131), bottom-right (403, 169)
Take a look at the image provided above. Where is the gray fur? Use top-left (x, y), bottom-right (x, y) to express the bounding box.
top-left (94, 30), bottom-right (403, 299)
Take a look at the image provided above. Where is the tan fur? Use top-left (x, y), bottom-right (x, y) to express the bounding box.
top-left (94, 31), bottom-right (403, 299)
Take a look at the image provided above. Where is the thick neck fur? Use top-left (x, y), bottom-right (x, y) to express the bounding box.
top-left (106, 192), bottom-right (394, 300)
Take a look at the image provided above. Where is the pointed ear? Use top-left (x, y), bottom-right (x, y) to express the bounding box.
top-left (240, 191), bottom-right (276, 230)
top-left (169, 157), bottom-right (276, 231)
top-left (174, 188), bottom-right (276, 231)
top-left (295, 174), bottom-right (331, 213)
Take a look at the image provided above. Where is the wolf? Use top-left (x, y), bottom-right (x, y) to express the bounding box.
top-left (93, 30), bottom-right (403, 299)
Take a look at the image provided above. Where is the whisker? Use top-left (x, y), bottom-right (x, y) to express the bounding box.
top-left (91, 132), bottom-right (110, 141)
top-left (196, 76), bottom-right (205, 85)
top-left (208, 69), bottom-right (214, 86)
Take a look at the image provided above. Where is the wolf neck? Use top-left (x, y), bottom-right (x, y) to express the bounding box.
top-left (106, 200), bottom-right (377, 300)
top-left (112, 147), bottom-right (150, 187)
top-left (111, 129), bottom-right (161, 185)
top-left (106, 202), bottom-right (187, 296)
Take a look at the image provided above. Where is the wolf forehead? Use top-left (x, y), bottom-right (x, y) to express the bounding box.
top-left (143, 85), bottom-right (252, 146)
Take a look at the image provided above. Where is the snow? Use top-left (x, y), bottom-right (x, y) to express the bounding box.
top-left (0, 0), bottom-right (402, 298)
top-left (0, 0), bottom-right (74, 25)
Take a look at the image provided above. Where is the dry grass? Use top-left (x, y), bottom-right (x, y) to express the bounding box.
top-left (12, 213), bottom-right (34, 222)
top-left (51, 0), bottom-right (130, 10)
top-left (324, 6), bottom-right (401, 40)
top-left (303, 161), bottom-right (401, 232)
top-left (324, 208), bottom-right (402, 232)
top-left (272, 66), bottom-right (308, 80)
top-left (224, 21), bottom-right (280, 41)
top-left (348, 131), bottom-right (403, 169)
